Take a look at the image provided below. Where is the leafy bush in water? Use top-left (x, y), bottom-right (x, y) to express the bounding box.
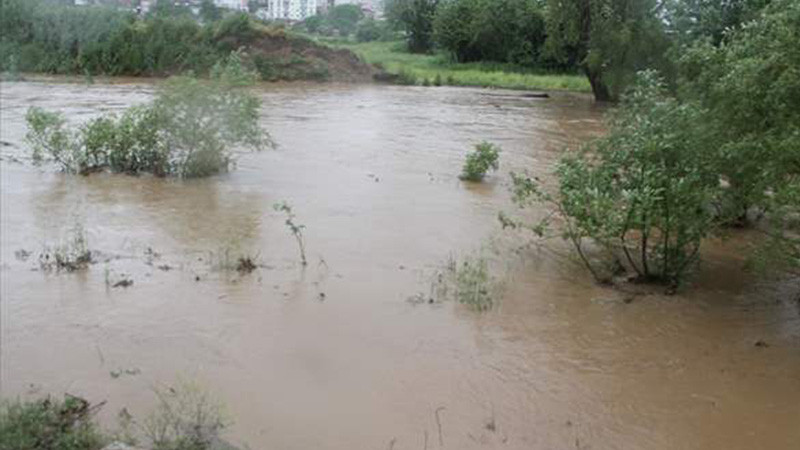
top-left (428, 254), bottom-right (496, 311)
top-left (0, 384), bottom-right (227, 450)
top-left (460, 141), bottom-right (500, 181)
top-left (0, 395), bottom-right (106, 450)
top-left (39, 224), bottom-right (93, 272)
top-left (504, 72), bottom-right (719, 286)
top-left (143, 382), bottom-right (226, 450)
top-left (454, 256), bottom-right (494, 311)
top-left (26, 53), bottom-right (270, 178)
top-left (273, 201), bottom-right (307, 266)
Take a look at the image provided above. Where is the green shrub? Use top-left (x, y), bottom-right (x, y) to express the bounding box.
top-left (0, 385), bottom-right (229, 450)
top-left (328, 4), bottom-right (364, 36)
top-left (460, 141), bottom-right (500, 181)
top-left (143, 382), bottom-right (226, 450)
top-left (356, 18), bottom-right (384, 42)
top-left (0, 395), bottom-right (107, 450)
top-left (454, 256), bottom-right (494, 311)
top-left (677, 0), bottom-right (800, 226)
top-left (26, 53), bottom-right (270, 178)
top-left (504, 72), bottom-right (719, 286)
top-left (395, 69), bottom-right (418, 85)
top-left (428, 253), bottom-right (497, 311)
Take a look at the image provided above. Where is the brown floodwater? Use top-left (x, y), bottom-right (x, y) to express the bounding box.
top-left (1, 79), bottom-right (799, 450)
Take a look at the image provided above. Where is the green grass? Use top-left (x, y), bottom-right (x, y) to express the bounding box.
top-left (322, 39), bottom-right (591, 92)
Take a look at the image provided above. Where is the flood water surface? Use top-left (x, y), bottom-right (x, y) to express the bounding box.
top-left (1, 80), bottom-right (799, 449)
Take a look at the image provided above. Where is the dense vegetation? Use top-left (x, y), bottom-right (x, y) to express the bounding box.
top-left (0, 395), bottom-right (106, 450)
top-left (383, 0), bottom-right (785, 101)
top-left (387, 0), bottom-right (667, 99)
top-left (433, 0), bottom-right (547, 67)
top-left (504, 0), bottom-right (800, 287)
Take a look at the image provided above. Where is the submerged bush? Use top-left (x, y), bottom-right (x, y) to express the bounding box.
top-left (429, 253), bottom-right (497, 311)
top-left (0, 395), bottom-right (106, 450)
top-left (504, 72), bottom-right (719, 286)
top-left (39, 224), bottom-right (93, 272)
top-left (143, 382), bottom-right (227, 450)
top-left (273, 201), bottom-right (307, 266)
top-left (454, 256), bottom-right (494, 311)
top-left (0, 384), bottom-right (228, 450)
top-left (26, 53), bottom-right (270, 178)
top-left (460, 141), bottom-right (500, 181)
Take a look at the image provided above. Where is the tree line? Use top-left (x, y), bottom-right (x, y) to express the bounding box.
top-left (385, 0), bottom-right (773, 102)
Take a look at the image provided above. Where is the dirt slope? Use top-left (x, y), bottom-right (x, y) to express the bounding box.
top-left (218, 26), bottom-right (375, 82)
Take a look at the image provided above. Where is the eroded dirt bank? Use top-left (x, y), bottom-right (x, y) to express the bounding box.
top-left (1, 80), bottom-right (799, 450)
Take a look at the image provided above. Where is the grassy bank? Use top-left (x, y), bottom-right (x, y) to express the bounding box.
top-left (323, 40), bottom-right (591, 92)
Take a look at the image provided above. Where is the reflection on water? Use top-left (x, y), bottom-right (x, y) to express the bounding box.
top-left (1, 80), bottom-right (799, 450)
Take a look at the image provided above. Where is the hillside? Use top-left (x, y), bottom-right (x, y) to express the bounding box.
top-left (0, 2), bottom-right (374, 83)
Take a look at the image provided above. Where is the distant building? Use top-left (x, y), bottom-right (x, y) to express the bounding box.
top-left (329, 0), bottom-right (380, 18)
top-left (214, 0), bottom-right (248, 10)
top-left (263, 0), bottom-right (317, 20)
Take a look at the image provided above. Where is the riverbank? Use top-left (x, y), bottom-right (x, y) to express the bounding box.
top-left (322, 39), bottom-right (591, 92)
top-left (0, 1), bottom-right (373, 83)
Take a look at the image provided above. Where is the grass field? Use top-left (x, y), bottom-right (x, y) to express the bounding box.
top-left (322, 39), bottom-right (591, 92)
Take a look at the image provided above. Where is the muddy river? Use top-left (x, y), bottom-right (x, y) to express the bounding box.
top-left (1, 80), bottom-right (799, 449)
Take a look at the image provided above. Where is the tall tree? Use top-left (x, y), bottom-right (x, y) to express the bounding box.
top-left (199, 0), bottom-right (222, 22)
top-left (328, 4), bottom-right (364, 36)
top-left (151, 0), bottom-right (190, 17)
top-left (384, 0), bottom-right (439, 53)
top-left (434, 0), bottom-right (546, 65)
top-left (545, 0), bottom-right (668, 101)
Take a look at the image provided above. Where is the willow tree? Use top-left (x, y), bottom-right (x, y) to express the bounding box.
top-left (384, 0), bottom-right (440, 53)
top-left (544, 0), bottom-right (668, 101)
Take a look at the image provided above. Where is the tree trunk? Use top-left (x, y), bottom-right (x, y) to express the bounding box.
top-left (585, 67), bottom-right (612, 102)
